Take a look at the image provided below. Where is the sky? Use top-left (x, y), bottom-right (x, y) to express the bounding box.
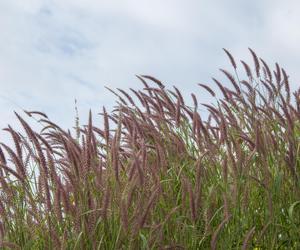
top-left (0, 0), bottom-right (300, 143)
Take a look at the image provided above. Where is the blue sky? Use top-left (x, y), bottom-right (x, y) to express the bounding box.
top-left (0, 0), bottom-right (300, 142)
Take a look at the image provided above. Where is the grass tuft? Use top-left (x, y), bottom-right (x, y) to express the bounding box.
top-left (0, 48), bottom-right (300, 249)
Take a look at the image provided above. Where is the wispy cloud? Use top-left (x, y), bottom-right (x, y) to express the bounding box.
top-left (0, 0), bottom-right (299, 142)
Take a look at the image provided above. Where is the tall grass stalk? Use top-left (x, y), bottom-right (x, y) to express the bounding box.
top-left (0, 48), bottom-right (300, 249)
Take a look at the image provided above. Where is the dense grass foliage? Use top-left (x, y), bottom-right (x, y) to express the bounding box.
top-left (0, 49), bottom-right (300, 249)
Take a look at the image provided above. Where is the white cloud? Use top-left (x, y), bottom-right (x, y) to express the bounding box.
top-left (0, 0), bottom-right (299, 144)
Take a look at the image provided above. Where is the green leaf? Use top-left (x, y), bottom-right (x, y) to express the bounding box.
top-left (139, 232), bottom-right (148, 250)
top-left (288, 201), bottom-right (300, 222)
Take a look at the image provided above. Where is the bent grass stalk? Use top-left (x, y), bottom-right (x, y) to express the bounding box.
top-left (0, 49), bottom-right (300, 249)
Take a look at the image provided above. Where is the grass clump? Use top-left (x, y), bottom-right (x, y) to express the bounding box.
top-left (0, 48), bottom-right (300, 249)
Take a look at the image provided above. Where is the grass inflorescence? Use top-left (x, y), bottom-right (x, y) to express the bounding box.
top-left (0, 48), bottom-right (300, 249)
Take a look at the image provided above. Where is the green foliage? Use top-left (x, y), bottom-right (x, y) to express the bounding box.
top-left (0, 49), bottom-right (300, 249)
